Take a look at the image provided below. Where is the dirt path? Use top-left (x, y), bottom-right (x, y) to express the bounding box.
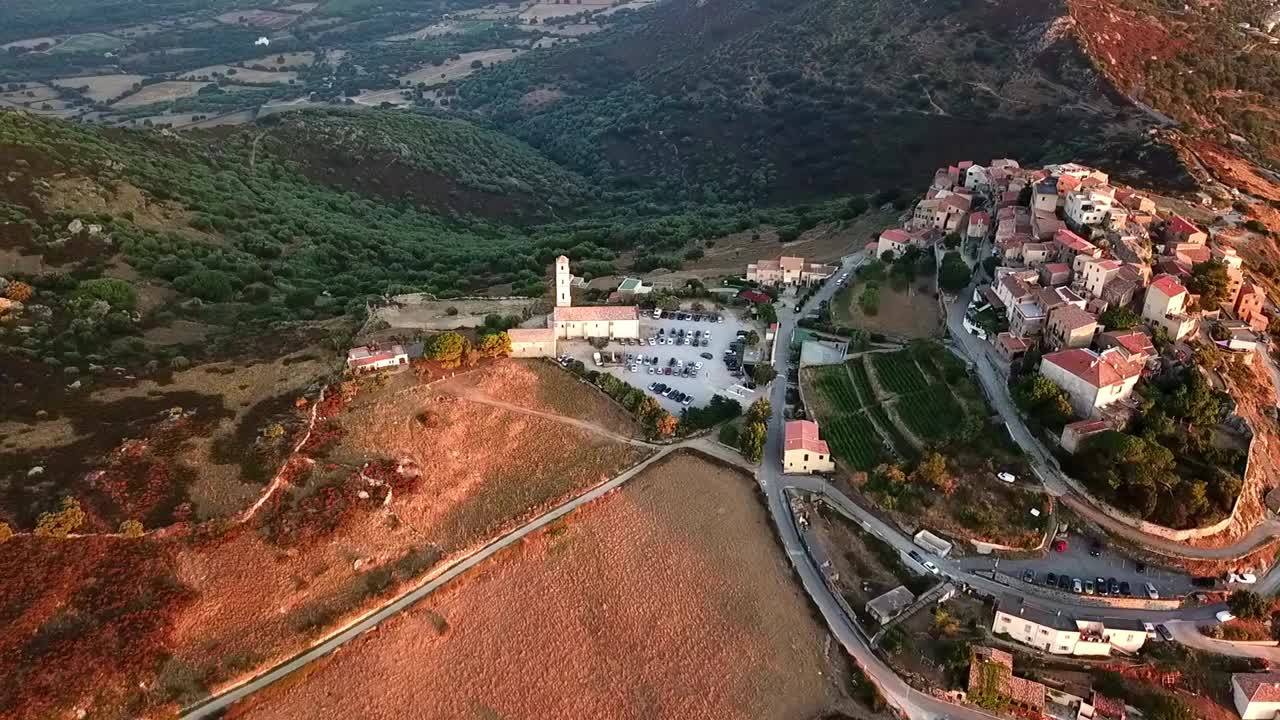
top-left (430, 381), bottom-right (650, 448)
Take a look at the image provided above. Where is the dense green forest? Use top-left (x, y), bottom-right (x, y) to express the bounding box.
top-left (455, 0), bottom-right (1191, 204)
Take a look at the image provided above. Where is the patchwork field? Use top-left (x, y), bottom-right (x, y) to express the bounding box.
top-left (242, 50), bottom-right (317, 68)
top-left (802, 344), bottom-right (1044, 547)
top-left (223, 451), bottom-right (858, 720)
top-left (386, 19), bottom-right (494, 40)
top-left (51, 74), bottom-right (146, 103)
top-left (52, 33), bottom-right (128, 54)
top-left (1, 358), bottom-right (650, 719)
top-left (214, 9), bottom-right (302, 29)
top-left (112, 81), bottom-right (211, 108)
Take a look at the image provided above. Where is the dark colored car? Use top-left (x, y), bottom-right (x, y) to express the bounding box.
top-left (1057, 575), bottom-right (1071, 590)
top-left (1135, 562), bottom-right (1147, 574)
top-left (1046, 572), bottom-right (1058, 587)
top-left (1119, 581), bottom-right (1131, 596)
top-left (1090, 541), bottom-right (1103, 557)
top-left (1156, 624), bottom-right (1174, 641)
top-left (1107, 578), bottom-right (1120, 595)
top-left (1096, 577), bottom-right (1108, 595)
top-left (700, 352), bottom-right (713, 360)
top-left (1022, 569), bottom-right (1035, 583)
top-left (1191, 576), bottom-right (1216, 589)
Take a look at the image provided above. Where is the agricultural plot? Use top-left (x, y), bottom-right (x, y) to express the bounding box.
top-left (848, 357), bottom-right (877, 404)
top-left (893, 388), bottom-right (963, 443)
top-left (53, 33), bottom-right (127, 54)
top-left (812, 365), bottom-right (861, 411)
top-left (51, 74), bottom-right (146, 103)
top-left (112, 81), bottom-right (210, 109)
top-left (867, 404), bottom-right (916, 459)
top-left (825, 414), bottom-right (883, 470)
top-left (870, 351), bottom-right (928, 395)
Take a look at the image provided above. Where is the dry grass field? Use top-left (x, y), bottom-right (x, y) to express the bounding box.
top-left (51, 74), bottom-right (146, 103)
top-left (833, 280), bottom-right (943, 339)
top-left (683, 209), bottom-right (898, 277)
top-left (224, 451), bottom-right (857, 720)
top-left (399, 48), bottom-right (526, 85)
top-left (180, 65), bottom-right (298, 84)
top-left (112, 81), bottom-right (211, 109)
top-left (439, 360), bottom-right (639, 438)
top-left (3, 359), bottom-right (649, 719)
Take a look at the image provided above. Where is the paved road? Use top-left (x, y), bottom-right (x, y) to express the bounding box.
top-left (1164, 619), bottom-right (1280, 661)
top-left (945, 292), bottom-right (1280, 562)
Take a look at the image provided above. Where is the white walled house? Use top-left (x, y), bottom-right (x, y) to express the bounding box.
top-left (1141, 274), bottom-right (1197, 341)
top-left (1233, 672), bottom-right (1280, 720)
top-left (991, 595), bottom-right (1145, 657)
top-left (507, 328), bottom-right (557, 358)
top-left (347, 344), bottom-right (409, 373)
top-left (1039, 348), bottom-right (1142, 418)
top-left (783, 420), bottom-right (835, 474)
top-left (1065, 190), bottom-right (1115, 228)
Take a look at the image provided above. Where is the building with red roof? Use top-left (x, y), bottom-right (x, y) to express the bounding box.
top-left (783, 420), bottom-right (834, 474)
top-left (1040, 347), bottom-right (1143, 418)
top-left (347, 344), bottom-right (409, 373)
top-left (1236, 281), bottom-right (1269, 332)
top-left (1142, 274), bottom-right (1197, 341)
top-left (549, 255), bottom-right (641, 339)
top-left (1165, 214), bottom-right (1207, 245)
top-left (1061, 418), bottom-right (1113, 454)
top-left (508, 328), bottom-right (558, 358)
top-left (1233, 671), bottom-right (1280, 719)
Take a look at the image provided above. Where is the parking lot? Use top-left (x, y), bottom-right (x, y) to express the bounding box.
top-left (562, 308), bottom-right (765, 413)
top-left (959, 535), bottom-right (1199, 599)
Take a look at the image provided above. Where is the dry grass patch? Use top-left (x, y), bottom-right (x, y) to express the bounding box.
top-left (833, 279), bottom-right (943, 340)
top-left (50, 74), bottom-right (145, 103)
top-left (112, 81), bottom-right (211, 109)
top-left (439, 359), bottom-right (639, 437)
top-left (225, 451), bottom-right (857, 720)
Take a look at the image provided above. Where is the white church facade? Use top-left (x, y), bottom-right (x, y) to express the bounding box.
top-left (548, 256), bottom-right (640, 340)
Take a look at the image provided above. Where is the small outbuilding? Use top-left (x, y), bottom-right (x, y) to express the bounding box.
top-left (865, 585), bottom-right (916, 624)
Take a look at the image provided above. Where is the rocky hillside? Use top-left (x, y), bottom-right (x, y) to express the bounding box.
top-left (456, 0), bottom-right (1192, 204)
top-left (1069, 0), bottom-right (1280, 186)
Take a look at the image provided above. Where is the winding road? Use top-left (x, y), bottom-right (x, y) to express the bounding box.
top-left (182, 251), bottom-right (1257, 720)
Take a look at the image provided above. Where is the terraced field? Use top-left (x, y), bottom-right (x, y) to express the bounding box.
top-left (870, 351), bottom-right (928, 395)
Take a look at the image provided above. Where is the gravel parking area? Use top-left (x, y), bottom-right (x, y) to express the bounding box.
top-left (562, 308), bottom-right (767, 414)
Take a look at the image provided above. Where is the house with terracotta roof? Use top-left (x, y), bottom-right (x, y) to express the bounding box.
top-left (1061, 418), bottom-right (1112, 453)
top-left (965, 211), bottom-right (990, 240)
top-left (1078, 691), bottom-right (1128, 720)
top-left (1041, 262), bottom-right (1072, 287)
top-left (995, 333), bottom-right (1031, 363)
top-left (1096, 330), bottom-right (1155, 365)
top-left (1236, 281), bottom-right (1269, 332)
top-left (1164, 214), bottom-right (1207, 245)
top-left (1046, 305), bottom-right (1099, 351)
top-left (549, 256), bottom-right (640, 340)
top-left (1054, 228), bottom-right (1103, 273)
top-left (746, 255), bottom-right (836, 287)
top-left (508, 328), bottom-right (557, 358)
top-left (968, 646), bottom-right (1047, 713)
top-left (1233, 672), bottom-right (1280, 719)
top-left (346, 344), bottom-right (409, 373)
top-left (1032, 210), bottom-right (1066, 240)
top-left (1141, 274), bottom-right (1197, 341)
top-left (783, 420), bottom-right (834, 474)
top-left (876, 227), bottom-right (934, 260)
top-left (1040, 347), bottom-right (1143, 418)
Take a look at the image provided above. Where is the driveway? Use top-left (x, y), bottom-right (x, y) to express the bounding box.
top-left (1163, 619), bottom-right (1280, 661)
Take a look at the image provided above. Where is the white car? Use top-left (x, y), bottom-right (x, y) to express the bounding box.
top-left (629, 365), bottom-right (638, 372)
top-left (649, 338), bottom-right (656, 345)
top-left (1144, 582), bottom-right (1159, 600)
top-left (1216, 610), bottom-right (1237, 623)
top-left (923, 561), bottom-right (940, 575)
top-left (1230, 571), bottom-right (1258, 584)
top-left (997, 472), bottom-right (1017, 484)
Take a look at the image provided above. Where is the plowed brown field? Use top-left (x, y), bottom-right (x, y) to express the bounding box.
top-left (225, 451), bottom-right (855, 720)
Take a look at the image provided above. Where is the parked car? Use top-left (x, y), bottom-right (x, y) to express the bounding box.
top-left (1058, 575), bottom-right (1071, 590)
top-left (1156, 624), bottom-right (1174, 641)
top-left (1046, 572), bottom-right (1058, 587)
top-left (647, 383), bottom-right (658, 392)
top-left (700, 352), bottom-right (714, 360)
top-left (1107, 577), bottom-right (1119, 596)
top-left (1072, 578), bottom-right (1083, 593)
top-left (1119, 581), bottom-right (1131, 596)
top-left (682, 396), bottom-right (693, 406)
top-left (1135, 562), bottom-right (1146, 574)
top-left (908, 550), bottom-right (924, 564)
top-left (1229, 570), bottom-right (1259, 584)
top-left (923, 561), bottom-right (940, 575)
top-left (1089, 540), bottom-right (1103, 557)
top-left (997, 472), bottom-right (1017, 483)
top-left (1216, 610), bottom-right (1237, 623)
top-left (1084, 579), bottom-right (1095, 595)
top-left (1191, 577), bottom-right (1217, 589)
top-left (1022, 569), bottom-right (1035, 584)
top-left (1052, 539), bottom-right (1067, 553)
top-left (1144, 582), bottom-right (1159, 600)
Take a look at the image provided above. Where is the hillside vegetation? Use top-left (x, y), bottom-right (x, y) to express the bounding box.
top-left (457, 0), bottom-right (1191, 204)
top-left (1070, 0), bottom-right (1280, 168)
